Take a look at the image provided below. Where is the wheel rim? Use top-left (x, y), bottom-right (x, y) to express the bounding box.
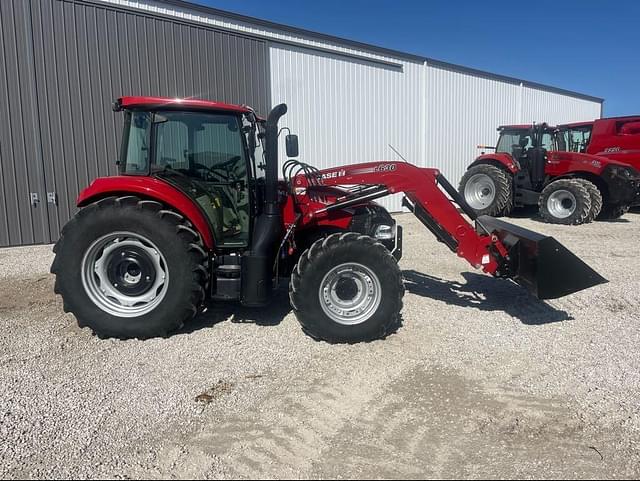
top-left (547, 190), bottom-right (577, 219)
top-left (81, 232), bottom-right (169, 318)
top-left (464, 173), bottom-right (496, 210)
top-left (319, 262), bottom-right (382, 326)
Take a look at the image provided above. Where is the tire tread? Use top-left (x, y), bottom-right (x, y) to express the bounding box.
top-left (459, 164), bottom-right (514, 216)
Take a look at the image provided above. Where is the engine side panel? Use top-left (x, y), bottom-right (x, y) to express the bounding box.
top-left (545, 151), bottom-right (627, 177)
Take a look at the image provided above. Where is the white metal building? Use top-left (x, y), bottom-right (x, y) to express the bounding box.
top-left (0, 0), bottom-right (603, 246)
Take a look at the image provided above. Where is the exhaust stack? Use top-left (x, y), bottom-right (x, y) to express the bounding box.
top-left (478, 216), bottom-right (608, 299)
top-left (240, 104), bottom-right (288, 307)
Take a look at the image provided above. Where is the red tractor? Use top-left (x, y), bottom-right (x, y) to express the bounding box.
top-left (459, 120), bottom-right (640, 225)
top-left (52, 97), bottom-right (606, 342)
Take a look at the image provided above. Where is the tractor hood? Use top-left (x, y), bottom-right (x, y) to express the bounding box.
top-left (546, 151), bottom-right (638, 175)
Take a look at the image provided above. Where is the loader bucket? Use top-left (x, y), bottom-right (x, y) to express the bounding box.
top-left (477, 215), bottom-right (608, 300)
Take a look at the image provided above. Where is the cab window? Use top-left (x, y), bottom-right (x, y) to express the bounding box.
top-left (496, 131), bottom-right (532, 155)
top-left (120, 111), bottom-right (151, 174)
top-left (540, 132), bottom-right (553, 151)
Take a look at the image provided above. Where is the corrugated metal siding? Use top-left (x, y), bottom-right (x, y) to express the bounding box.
top-left (424, 65), bottom-right (522, 184)
top-left (0, 0), bottom-right (51, 246)
top-left (0, 0), bottom-right (270, 247)
top-left (96, 0), bottom-right (405, 67)
top-left (270, 45), bottom-right (424, 212)
top-left (521, 86), bottom-right (602, 126)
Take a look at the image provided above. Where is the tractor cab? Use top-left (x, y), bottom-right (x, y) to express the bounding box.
top-left (115, 98), bottom-right (270, 250)
top-left (495, 124), bottom-right (554, 163)
top-left (494, 124), bottom-right (555, 191)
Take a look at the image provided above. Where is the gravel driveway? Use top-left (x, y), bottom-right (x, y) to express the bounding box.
top-left (1, 213), bottom-right (639, 479)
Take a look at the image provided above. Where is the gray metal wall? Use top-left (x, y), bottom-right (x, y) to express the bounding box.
top-left (0, 0), bottom-right (270, 247)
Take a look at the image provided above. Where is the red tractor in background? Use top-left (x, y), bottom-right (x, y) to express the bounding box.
top-left (459, 118), bottom-right (640, 225)
top-left (52, 97), bottom-right (606, 343)
top-left (568, 116), bottom-right (640, 167)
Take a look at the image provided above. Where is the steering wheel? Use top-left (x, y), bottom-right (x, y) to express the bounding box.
top-left (192, 156), bottom-right (242, 182)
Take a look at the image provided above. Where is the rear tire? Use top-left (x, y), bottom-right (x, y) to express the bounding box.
top-left (459, 164), bottom-right (513, 217)
top-left (576, 179), bottom-right (603, 223)
top-left (51, 196), bottom-right (208, 339)
top-left (539, 179), bottom-right (592, 225)
top-left (290, 233), bottom-right (404, 343)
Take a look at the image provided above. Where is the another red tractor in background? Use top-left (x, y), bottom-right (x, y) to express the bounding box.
top-left (52, 97), bottom-right (606, 343)
top-left (459, 118), bottom-right (640, 225)
top-left (557, 116), bottom-right (640, 174)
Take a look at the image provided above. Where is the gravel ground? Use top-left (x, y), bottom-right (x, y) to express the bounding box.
top-left (1, 213), bottom-right (639, 479)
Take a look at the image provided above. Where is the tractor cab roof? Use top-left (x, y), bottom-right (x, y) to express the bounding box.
top-left (114, 96), bottom-right (253, 115)
top-left (497, 123), bottom-right (556, 131)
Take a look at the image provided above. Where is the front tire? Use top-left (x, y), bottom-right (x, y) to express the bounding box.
top-left (290, 233), bottom-right (404, 343)
top-left (51, 196), bottom-right (208, 339)
top-left (539, 179), bottom-right (592, 225)
top-left (459, 164), bottom-right (513, 217)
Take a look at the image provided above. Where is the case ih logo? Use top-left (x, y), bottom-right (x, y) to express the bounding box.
top-left (374, 163), bottom-right (397, 172)
top-left (604, 147), bottom-right (622, 153)
top-left (321, 169), bottom-right (346, 180)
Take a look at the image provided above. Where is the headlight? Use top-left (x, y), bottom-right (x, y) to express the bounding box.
top-left (374, 224), bottom-right (394, 240)
top-left (609, 166), bottom-right (636, 179)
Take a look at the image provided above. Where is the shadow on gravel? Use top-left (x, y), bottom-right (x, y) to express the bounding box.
top-left (528, 216), bottom-right (630, 225)
top-left (176, 285), bottom-right (293, 335)
top-left (402, 270), bottom-right (572, 325)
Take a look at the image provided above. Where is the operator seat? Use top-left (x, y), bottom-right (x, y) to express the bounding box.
top-left (513, 137), bottom-right (530, 169)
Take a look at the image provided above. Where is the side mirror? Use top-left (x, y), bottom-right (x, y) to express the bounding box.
top-left (286, 134), bottom-right (299, 158)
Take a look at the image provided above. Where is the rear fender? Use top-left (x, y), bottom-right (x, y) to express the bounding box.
top-left (470, 154), bottom-right (518, 174)
top-left (77, 176), bottom-right (215, 249)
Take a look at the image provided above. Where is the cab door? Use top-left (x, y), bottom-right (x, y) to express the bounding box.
top-left (150, 111), bottom-right (251, 249)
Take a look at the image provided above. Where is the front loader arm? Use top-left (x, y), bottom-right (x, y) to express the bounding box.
top-left (295, 161), bottom-right (504, 275)
top-left (294, 161), bottom-right (606, 300)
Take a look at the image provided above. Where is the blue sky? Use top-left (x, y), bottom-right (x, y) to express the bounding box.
top-left (193, 0), bottom-right (638, 117)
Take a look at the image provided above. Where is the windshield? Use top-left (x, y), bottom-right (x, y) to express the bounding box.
top-left (153, 111), bottom-right (245, 171)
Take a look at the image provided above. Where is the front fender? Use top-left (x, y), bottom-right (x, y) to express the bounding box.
top-left (77, 176), bottom-right (215, 249)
